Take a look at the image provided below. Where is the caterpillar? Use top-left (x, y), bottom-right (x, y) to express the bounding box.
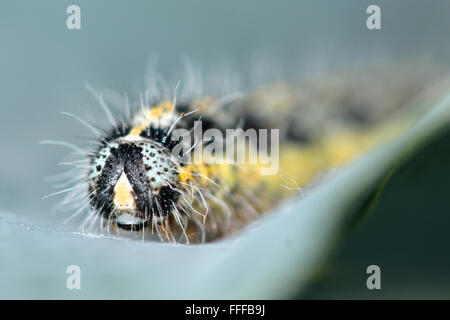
top-left (80, 96), bottom-right (289, 244)
top-left (43, 59), bottom-right (442, 244)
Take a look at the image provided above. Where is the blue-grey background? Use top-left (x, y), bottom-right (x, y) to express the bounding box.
top-left (1, 0), bottom-right (450, 298)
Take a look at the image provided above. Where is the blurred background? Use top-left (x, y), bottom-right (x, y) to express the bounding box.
top-left (0, 0), bottom-right (450, 298)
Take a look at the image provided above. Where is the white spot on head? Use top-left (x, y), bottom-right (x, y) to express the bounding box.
top-left (140, 139), bottom-right (178, 190)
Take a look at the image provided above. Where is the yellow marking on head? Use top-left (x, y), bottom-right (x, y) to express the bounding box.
top-left (134, 101), bottom-right (175, 126)
top-left (178, 167), bottom-right (193, 183)
top-left (149, 106), bottom-right (164, 119)
top-left (113, 173), bottom-right (137, 210)
top-left (147, 101), bottom-right (173, 119)
top-left (159, 100), bottom-right (174, 111)
top-left (128, 124), bottom-right (146, 137)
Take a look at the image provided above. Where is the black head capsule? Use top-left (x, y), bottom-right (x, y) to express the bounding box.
top-left (88, 132), bottom-right (180, 230)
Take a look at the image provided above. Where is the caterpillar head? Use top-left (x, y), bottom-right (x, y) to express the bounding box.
top-left (88, 125), bottom-right (182, 231)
